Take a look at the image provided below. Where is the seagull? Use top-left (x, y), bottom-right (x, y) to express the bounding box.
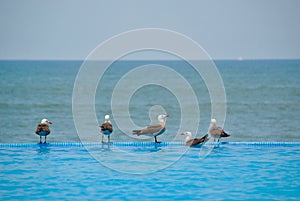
top-left (100, 114), bottom-right (113, 143)
top-left (35, 118), bottom-right (52, 143)
top-left (208, 119), bottom-right (230, 142)
top-left (132, 114), bottom-right (169, 143)
top-left (181, 131), bottom-right (208, 146)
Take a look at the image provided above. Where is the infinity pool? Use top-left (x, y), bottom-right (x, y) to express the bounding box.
top-left (1, 142), bottom-right (299, 200)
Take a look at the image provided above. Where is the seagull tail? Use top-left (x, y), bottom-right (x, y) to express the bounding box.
top-left (221, 131), bottom-right (230, 138)
top-left (202, 134), bottom-right (209, 141)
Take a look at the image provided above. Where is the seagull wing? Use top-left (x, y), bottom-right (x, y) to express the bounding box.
top-left (210, 127), bottom-right (230, 138)
top-left (140, 123), bottom-right (164, 134)
top-left (35, 124), bottom-right (50, 135)
top-left (219, 127), bottom-right (230, 137)
top-left (101, 122), bottom-right (113, 132)
top-left (35, 123), bottom-right (42, 134)
top-left (186, 134), bottom-right (208, 146)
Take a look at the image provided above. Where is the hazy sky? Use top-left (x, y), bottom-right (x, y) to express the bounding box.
top-left (0, 0), bottom-right (299, 60)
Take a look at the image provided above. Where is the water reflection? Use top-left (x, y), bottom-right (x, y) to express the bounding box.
top-left (100, 142), bottom-right (111, 152)
top-left (36, 143), bottom-right (51, 155)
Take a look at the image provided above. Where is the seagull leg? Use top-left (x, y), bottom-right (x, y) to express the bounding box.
top-left (108, 135), bottom-right (110, 143)
top-left (155, 136), bottom-right (161, 144)
top-left (101, 134), bottom-right (104, 143)
top-left (39, 136), bottom-right (42, 144)
top-left (44, 136), bottom-right (47, 144)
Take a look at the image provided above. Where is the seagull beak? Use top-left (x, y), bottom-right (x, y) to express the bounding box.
top-left (165, 114), bottom-right (169, 118)
top-left (180, 132), bottom-right (185, 135)
top-left (48, 121), bottom-right (53, 124)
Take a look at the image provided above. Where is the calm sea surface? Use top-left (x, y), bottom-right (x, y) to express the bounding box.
top-left (0, 60), bottom-right (299, 143)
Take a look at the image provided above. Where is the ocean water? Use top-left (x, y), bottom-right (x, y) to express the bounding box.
top-left (0, 60), bottom-right (299, 143)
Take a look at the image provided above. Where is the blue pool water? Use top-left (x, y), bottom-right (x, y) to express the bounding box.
top-left (1, 142), bottom-right (299, 200)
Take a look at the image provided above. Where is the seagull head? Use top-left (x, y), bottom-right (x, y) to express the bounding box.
top-left (180, 131), bottom-right (192, 137)
top-left (41, 118), bottom-right (52, 125)
top-left (181, 131), bottom-right (192, 143)
top-left (210, 118), bottom-right (216, 126)
top-left (158, 114), bottom-right (169, 122)
top-left (104, 114), bottom-right (111, 123)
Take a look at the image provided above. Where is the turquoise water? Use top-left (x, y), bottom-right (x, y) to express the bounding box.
top-left (1, 142), bottom-right (299, 200)
top-left (0, 60), bottom-right (299, 143)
